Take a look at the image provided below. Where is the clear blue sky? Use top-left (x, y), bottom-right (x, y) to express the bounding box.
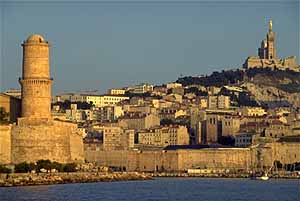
top-left (1, 1), bottom-right (299, 94)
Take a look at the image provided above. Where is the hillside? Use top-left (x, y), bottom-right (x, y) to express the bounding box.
top-left (176, 68), bottom-right (300, 108)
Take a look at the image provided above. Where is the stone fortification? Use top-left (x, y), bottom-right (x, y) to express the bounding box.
top-left (20, 34), bottom-right (52, 118)
top-left (84, 148), bottom-right (251, 172)
top-left (11, 119), bottom-right (84, 164)
top-left (84, 141), bottom-right (300, 172)
top-left (4, 34), bottom-right (85, 165)
top-left (0, 125), bottom-right (12, 164)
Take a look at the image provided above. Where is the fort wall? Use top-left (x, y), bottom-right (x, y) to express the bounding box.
top-left (11, 118), bottom-right (84, 164)
top-left (85, 148), bottom-right (252, 172)
top-left (84, 142), bottom-right (300, 172)
top-left (0, 125), bottom-right (12, 164)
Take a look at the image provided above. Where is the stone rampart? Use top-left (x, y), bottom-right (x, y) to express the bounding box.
top-left (85, 148), bottom-right (252, 172)
top-left (0, 125), bottom-right (12, 164)
top-left (11, 119), bottom-right (84, 164)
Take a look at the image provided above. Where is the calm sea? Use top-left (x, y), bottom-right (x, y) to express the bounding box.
top-left (0, 178), bottom-right (299, 201)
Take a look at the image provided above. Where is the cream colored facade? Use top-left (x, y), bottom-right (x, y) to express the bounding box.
top-left (166, 83), bottom-right (182, 89)
top-left (103, 126), bottom-right (134, 150)
top-left (208, 95), bottom-right (230, 109)
top-left (129, 83), bottom-right (154, 94)
top-left (119, 113), bottom-right (160, 130)
top-left (207, 86), bottom-right (221, 95)
top-left (70, 94), bottom-right (129, 107)
top-left (4, 89), bottom-right (21, 98)
top-left (199, 98), bottom-right (208, 109)
top-left (107, 88), bottom-right (126, 95)
top-left (0, 93), bottom-right (21, 123)
top-left (240, 107), bottom-right (266, 117)
top-left (221, 116), bottom-right (241, 136)
top-left (138, 125), bottom-right (189, 147)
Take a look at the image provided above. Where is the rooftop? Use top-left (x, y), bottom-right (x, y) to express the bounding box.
top-left (26, 34), bottom-right (46, 43)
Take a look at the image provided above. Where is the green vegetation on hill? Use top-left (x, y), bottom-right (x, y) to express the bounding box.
top-left (176, 68), bottom-right (300, 93)
top-left (277, 83), bottom-right (300, 93)
top-left (177, 69), bottom-right (243, 87)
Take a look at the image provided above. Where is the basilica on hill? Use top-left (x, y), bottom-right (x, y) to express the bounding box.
top-left (243, 20), bottom-right (299, 71)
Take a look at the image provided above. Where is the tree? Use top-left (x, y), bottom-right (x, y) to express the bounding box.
top-left (0, 107), bottom-right (9, 124)
top-left (0, 164), bottom-right (11, 173)
top-left (63, 163), bottom-right (77, 172)
top-left (15, 162), bottom-right (35, 173)
top-left (36, 159), bottom-right (52, 172)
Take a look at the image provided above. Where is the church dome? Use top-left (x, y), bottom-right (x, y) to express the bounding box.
top-left (26, 34), bottom-right (46, 43)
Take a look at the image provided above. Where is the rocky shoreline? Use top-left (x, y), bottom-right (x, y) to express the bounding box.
top-left (147, 172), bottom-right (300, 179)
top-left (1, 171), bottom-right (298, 187)
top-left (0, 172), bottom-right (152, 187)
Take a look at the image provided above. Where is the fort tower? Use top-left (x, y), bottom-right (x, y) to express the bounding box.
top-left (19, 34), bottom-right (53, 118)
top-left (9, 34), bottom-right (84, 164)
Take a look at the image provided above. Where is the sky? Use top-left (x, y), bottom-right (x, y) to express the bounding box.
top-left (0, 0), bottom-right (299, 94)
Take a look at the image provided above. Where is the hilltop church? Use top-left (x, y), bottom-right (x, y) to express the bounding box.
top-left (243, 20), bottom-right (299, 71)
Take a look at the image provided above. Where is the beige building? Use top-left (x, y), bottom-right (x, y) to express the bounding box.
top-left (166, 83), bottom-right (182, 89)
top-left (205, 113), bottom-right (222, 143)
top-left (103, 126), bottom-right (134, 150)
top-left (65, 104), bottom-right (93, 122)
top-left (128, 83), bottom-right (154, 94)
top-left (199, 97), bottom-right (208, 109)
top-left (240, 107), bottom-right (266, 117)
top-left (264, 121), bottom-right (293, 138)
top-left (107, 88), bottom-right (126, 95)
top-left (94, 105), bottom-right (124, 122)
top-left (159, 108), bottom-right (187, 120)
top-left (119, 113), bottom-right (160, 130)
top-left (221, 116), bottom-right (241, 136)
top-left (138, 125), bottom-right (189, 147)
top-left (208, 95), bottom-right (230, 109)
top-left (0, 93), bottom-right (21, 123)
top-left (123, 105), bottom-right (156, 115)
top-left (207, 86), bottom-right (221, 95)
top-left (70, 94), bottom-right (129, 107)
top-left (4, 89), bottom-right (22, 98)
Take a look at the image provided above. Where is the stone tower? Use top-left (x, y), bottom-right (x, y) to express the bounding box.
top-left (258, 20), bottom-right (276, 60)
top-left (243, 19), bottom-right (298, 70)
top-left (266, 19), bottom-right (276, 59)
top-left (19, 34), bottom-right (53, 118)
top-left (10, 34), bottom-right (84, 164)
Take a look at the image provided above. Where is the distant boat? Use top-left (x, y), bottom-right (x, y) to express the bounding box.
top-left (256, 173), bottom-right (269, 181)
top-left (251, 172), bottom-right (269, 181)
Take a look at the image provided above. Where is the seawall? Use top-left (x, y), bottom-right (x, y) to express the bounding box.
top-left (0, 172), bottom-right (151, 187)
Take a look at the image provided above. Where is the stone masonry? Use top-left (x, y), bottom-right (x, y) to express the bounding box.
top-left (8, 34), bottom-right (85, 164)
